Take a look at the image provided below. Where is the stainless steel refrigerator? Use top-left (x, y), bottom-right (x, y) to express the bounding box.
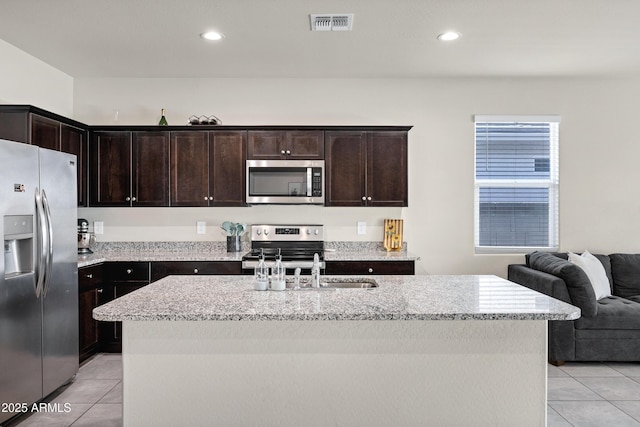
top-left (0, 138), bottom-right (78, 424)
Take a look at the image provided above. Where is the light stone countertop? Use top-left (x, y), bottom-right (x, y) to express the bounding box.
top-left (77, 241), bottom-right (419, 268)
top-left (92, 274), bottom-right (580, 322)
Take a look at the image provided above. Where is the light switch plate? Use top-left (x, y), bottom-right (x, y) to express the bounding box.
top-left (357, 221), bottom-right (366, 235)
top-left (94, 221), bottom-right (104, 235)
top-left (196, 221), bottom-right (206, 234)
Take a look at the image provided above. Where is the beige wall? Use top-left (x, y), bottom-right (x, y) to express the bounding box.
top-left (70, 76), bottom-right (640, 276)
top-left (0, 39), bottom-right (73, 116)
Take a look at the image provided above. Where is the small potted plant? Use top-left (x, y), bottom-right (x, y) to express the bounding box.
top-left (221, 221), bottom-right (246, 252)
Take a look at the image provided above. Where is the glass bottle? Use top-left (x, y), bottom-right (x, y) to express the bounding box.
top-left (254, 249), bottom-right (268, 291)
top-left (271, 251), bottom-right (286, 291)
top-left (158, 108), bottom-right (168, 126)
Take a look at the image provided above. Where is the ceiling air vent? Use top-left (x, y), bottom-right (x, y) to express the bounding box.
top-left (310, 14), bottom-right (354, 32)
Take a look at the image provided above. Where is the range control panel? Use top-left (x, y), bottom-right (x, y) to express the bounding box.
top-left (250, 224), bottom-right (324, 241)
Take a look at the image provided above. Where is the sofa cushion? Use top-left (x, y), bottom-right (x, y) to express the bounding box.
top-left (529, 251), bottom-right (597, 317)
top-left (610, 254), bottom-right (640, 298)
top-left (525, 252), bottom-right (613, 286)
top-left (569, 251), bottom-right (612, 300)
top-left (575, 296), bottom-right (640, 330)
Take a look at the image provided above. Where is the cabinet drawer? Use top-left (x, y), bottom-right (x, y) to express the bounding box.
top-left (151, 261), bottom-right (242, 282)
top-left (106, 262), bottom-right (150, 282)
top-left (324, 261), bottom-right (414, 275)
top-left (79, 264), bottom-right (105, 289)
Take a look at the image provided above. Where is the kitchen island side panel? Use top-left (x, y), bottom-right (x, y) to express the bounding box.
top-left (122, 320), bottom-right (547, 427)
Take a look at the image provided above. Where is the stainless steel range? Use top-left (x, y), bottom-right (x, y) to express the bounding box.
top-left (241, 224), bottom-right (325, 272)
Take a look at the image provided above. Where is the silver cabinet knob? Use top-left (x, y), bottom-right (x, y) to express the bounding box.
top-left (281, 150), bottom-right (286, 155)
top-left (193, 268), bottom-right (199, 274)
top-left (85, 274), bottom-right (93, 279)
top-left (286, 150), bottom-right (291, 155)
top-left (126, 196), bottom-right (131, 202)
top-left (126, 269), bottom-right (132, 274)
top-left (132, 196), bottom-right (137, 202)
top-left (209, 197), bottom-right (214, 201)
top-left (367, 196), bottom-right (372, 201)
top-left (361, 196), bottom-right (366, 201)
top-left (204, 196), bottom-right (208, 201)
top-left (97, 288), bottom-right (103, 293)
top-left (368, 268), bottom-right (374, 273)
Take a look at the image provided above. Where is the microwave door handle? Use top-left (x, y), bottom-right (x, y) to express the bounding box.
top-left (307, 168), bottom-right (312, 197)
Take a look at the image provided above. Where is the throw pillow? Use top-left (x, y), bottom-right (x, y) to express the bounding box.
top-left (610, 254), bottom-right (640, 298)
top-left (529, 251), bottom-right (597, 317)
top-left (568, 251), bottom-right (612, 300)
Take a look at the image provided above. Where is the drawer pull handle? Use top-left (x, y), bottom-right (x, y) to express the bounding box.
top-left (126, 269), bottom-right (132, 274)
top-left (85, 274), bottom-right (93, 279)
top-left (97, 288), bottom-right (103, 293)
top-left (194, 268), bottom-right (199, 274)
top-left (368, 268), bottom-right (373, 273)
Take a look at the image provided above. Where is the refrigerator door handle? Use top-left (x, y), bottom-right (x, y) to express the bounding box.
top-left (34, 187), bottom-right (47, 298)
top-left (41, 189), bottom-right (54, 298)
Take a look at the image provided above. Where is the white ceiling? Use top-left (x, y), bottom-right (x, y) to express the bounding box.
top-left (1, 0), bottom-right (639, 79)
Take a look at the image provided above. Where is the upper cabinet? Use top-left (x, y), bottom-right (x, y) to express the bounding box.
top-left (247, 130), bottom-right (324, 160)
top-left (0, 106), bottom-right (88, 206)
top-left (325, 130), bottom-right (408, 207)
top-left (171, 131), bottom-right (246, 207)
top-left (90, 131), bottom-right (170, 207)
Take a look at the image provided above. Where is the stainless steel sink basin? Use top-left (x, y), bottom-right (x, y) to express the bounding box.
top-left (285, 278), bottom-right (378, 290)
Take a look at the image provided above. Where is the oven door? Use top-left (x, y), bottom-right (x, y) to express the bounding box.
top-left (246, 160), bottom-right (324, 204)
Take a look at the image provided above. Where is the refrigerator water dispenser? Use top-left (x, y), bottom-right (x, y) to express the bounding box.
top-left (3, 215), bottom-right (33, 278)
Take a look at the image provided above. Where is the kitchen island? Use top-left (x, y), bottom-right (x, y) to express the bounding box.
top-left (93, 275), bottom-right (579, 426)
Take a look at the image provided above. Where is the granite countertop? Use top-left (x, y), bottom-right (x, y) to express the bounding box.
top-left (78, 241), bottom-right (420, 268)
top-left (93, 274), bottom-right (580, 322)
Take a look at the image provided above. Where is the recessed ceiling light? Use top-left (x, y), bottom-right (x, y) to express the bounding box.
top-left (201, 31), bottom-right (224, 41)
top-left (437, 31), bottom-right (461, 41)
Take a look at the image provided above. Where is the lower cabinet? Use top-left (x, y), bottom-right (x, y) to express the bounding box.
top-left (151, 261), bottom-right (242, 282)
top-left (78, 264), bottom-right (106, 363)
top-left (99, 262), bottom-right (151, 353)
top-left (325, 261), bottom-right (415, 275)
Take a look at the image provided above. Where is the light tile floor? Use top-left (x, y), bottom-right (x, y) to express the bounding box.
top-left (6, 353), bottom-right (122, 427)
top-left (5, 355), bottom-right (640, 426)
top-left (549, 362), bottom-right (640, 426)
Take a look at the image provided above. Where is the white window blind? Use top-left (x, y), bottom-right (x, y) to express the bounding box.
top-left (474, 116), bottom-right (560, 253)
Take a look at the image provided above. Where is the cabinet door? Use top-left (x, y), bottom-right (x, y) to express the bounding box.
top-left (367, 132), bottom-right (408, 207)
top-left (286, 130), bottom-right (324, 159)
top-left (210, 131), bottom-right (246, 206)
top-left (247, 131), bottom-right (284, 160)
top-left (325, 131), bottom-right (367, 206)
top-left (31, 114), bottom-right (60, 150)
top-left (90, 131), bottom-right (131, 206)
top-left (61, 124), bottom-right (88, 206)
top-left (171, 131), bottom-right (210, 206)
top-left (132, 131), bottom-right (170, 206)
top-left (78, 288), bottom-right (100, 361)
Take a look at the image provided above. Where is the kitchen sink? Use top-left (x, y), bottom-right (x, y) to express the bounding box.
top-left (285, 278), bottom-right (378, 290)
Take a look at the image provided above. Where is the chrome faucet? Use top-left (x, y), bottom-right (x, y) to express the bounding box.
top-left (311, 253), bottom-right (321, 288)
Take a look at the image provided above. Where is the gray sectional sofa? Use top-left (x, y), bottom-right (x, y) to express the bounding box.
top-left (508, 252), bottom-right (640, 365)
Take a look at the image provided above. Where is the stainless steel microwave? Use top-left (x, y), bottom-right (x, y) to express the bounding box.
top-left (246, 160), bottom-right (325, 205)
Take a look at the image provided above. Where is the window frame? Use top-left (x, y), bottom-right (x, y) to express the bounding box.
top-left (473, 115), bottom-right (560, 254)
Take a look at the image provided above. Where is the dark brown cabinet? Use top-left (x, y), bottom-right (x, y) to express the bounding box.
top-left (151, 261), bottom-right (242, 282)
top-left (0, 106), bottom-right (89, 206)
top-left (248, 130), bottom-right (324, 160)
top-left (78, 264), bottom-right (105, 362)
top-left (90, 131), bottom-right (170, 206)
top-left (325, 261), bottom-right (415, 275)
top-left (100, 262), bottom-right (151, 352)
top-left (325, 131), bottom-right (408, 207)
top-left (171, 131), bottom-right (246, 206)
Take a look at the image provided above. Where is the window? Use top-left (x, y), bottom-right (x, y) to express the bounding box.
top-left (474, 115), bottom-right (560, 253)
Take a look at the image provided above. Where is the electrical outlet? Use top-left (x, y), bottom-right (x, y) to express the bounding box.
top-left (94, 221), bottom-right (104, 235)
top-left (357, 221), bottom-right (366, 235)
top-left (196, 221), bottom-right (206, 234)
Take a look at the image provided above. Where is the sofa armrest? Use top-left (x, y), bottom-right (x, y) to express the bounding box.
top-left (508, 264), bottom-right (572, 304)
